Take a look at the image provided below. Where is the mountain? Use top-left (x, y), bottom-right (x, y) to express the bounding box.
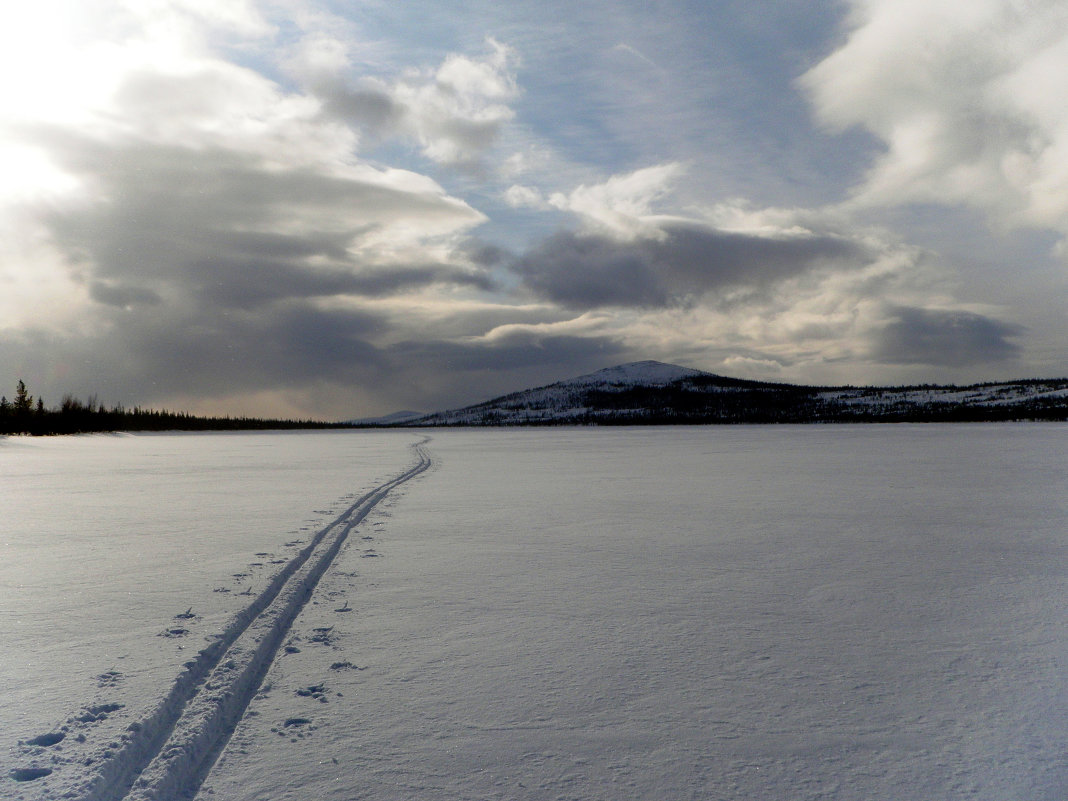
top-left (376, 360), bottom-right (1068, 426)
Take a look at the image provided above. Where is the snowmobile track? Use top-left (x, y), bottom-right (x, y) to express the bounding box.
top-left (76, 438), bottom-right (432, 801)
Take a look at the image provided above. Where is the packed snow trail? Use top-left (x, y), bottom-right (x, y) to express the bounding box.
top-left (71, 438), bottom-right (431, 801)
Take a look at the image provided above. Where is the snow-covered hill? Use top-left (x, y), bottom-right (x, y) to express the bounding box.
top-left (394, 361), bottom-right (1068, 425)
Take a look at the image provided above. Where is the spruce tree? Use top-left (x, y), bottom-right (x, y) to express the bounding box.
top-left (13, 380), bottom-right (32, 414)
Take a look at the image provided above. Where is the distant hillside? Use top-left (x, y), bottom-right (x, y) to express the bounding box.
top-left (387, 360), bottom-right (1068, 426)
top-left (346, 410), bottom-right (426, 426)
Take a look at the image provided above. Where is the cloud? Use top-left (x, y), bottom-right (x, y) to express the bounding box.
top-left (389, 329), bottom-right (624, 374)
top-left (27, 133), bottom-right (488, 322)
top-left (549, 163), bottom-right (684, 237)
top-left (0, 295), bottom-right (621, 418)
top-left (802, 0), bottom-right (1068, 237)
top-left (610, 43), bottom-right (659, 70)
top-left (869, 306), bottom-right (1024, 367)
top-left (503, 161), bottom-right (1032, 381)
top-left (7, 126), bottom-right (494, 407)
top-left (0, 1), bottom-right (1057, 419)
top-left (503, 184), bottom-right (547, 209)
top-left (514, 222), bottom-right (866, 309)
top-left (0, 299), bottom-right (387, 406)
top-left (0, 6), bottom-right (518, 416)
top-left (304, 38), bottom-right (519, 169)
top-left (382, 326), bottom-right (628, 410)
top-left (88, 280), bottom-right (162, 308)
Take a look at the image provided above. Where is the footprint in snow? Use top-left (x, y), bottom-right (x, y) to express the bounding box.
top-left (329, 661), bottom-right (366, 671)
top-left (97, 670), bottom-right (123, 687)
top-left (276, 718), bottom-right (316, 740)
top-left (295, 684), bottom-right (328, 702)
top-left (24, 732), bottom-right (65, 747)
top-left (10, 767), bottom-right (52, 782)
top-left (74, 703), bottom-right (123, 724)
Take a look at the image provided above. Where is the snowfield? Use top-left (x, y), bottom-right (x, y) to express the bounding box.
top-left (3, 426), bottom-right (1068, 800)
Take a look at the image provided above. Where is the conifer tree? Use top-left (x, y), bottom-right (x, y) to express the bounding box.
top-left (13, 380), bottom-right (32, 414)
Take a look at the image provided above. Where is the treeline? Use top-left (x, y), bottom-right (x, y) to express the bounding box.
top-left (0, 380), bottom-right (350, 435)
top-left (574, 384), bottom-right (1068, 424)
top-left (416, 382), bottom-right (1068, 426)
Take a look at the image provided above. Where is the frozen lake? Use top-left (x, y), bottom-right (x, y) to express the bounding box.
top-left (3, 425), bottom-right (1067, 799)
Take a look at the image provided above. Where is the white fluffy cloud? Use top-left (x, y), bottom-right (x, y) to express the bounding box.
top-left (396, 39), bottom-right (519, 167)
top-left (803, 0), bottom-right (1068, 236)
top-left (548, 163), bottom-right (685, 237)
top-left (503, 184), bottom-right (547, 209)
top-left (294, 34), bottom-right (520, 169)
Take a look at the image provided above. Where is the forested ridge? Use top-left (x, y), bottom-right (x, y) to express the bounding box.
top-left (0, 380), bottom-right (348, 435)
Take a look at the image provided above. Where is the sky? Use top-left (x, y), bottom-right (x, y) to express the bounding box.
top-left (2, 0), bottom-right (1067, 419)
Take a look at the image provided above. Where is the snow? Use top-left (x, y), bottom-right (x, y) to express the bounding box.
top-left (4, 425), bottom-right (1068, 799)
top-left (0, 430), bottom-right (420, 800)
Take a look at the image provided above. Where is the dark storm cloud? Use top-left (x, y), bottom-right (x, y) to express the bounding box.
top-left (88, 280), bottom-right (162, 308)
top-left (28, 129), bottom-right (487, 311)
top-left (871, 306), bottom-right (1024, 367)
top-left (1, 125), bottom-right (502, 411)
top-left (69, 302), bottom-right (386, 402)
top-left (379, 330), bottom-right (629, 411)
top-left (38, 138), bottom-right (475, 272)
top-left (388, 329), bottom-right (625, 373)
top-left (183, 258), bottom-right (494, 309)
top-left (0, 298), bottom-right (623, 417)
top-left (313, 80), bottom-right (405, 135)
top-left (513, 223), bottom-right (865, 309)
top-left (464, 241), bottom-right (510, 267)
top-left (132, 304), bottom-right (386, 392)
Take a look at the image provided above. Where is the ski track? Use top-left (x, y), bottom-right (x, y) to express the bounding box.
top-left (53, 438), bottom-right (431, 801)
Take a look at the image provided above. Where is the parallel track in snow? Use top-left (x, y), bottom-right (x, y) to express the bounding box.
top-left (75, 438), bottom-right (432, 801)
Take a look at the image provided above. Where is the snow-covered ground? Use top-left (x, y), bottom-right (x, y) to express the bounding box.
top-left (4, 426), bottom-right (1068, 800)
top-left (1, 430), bottom-right (422, 800)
